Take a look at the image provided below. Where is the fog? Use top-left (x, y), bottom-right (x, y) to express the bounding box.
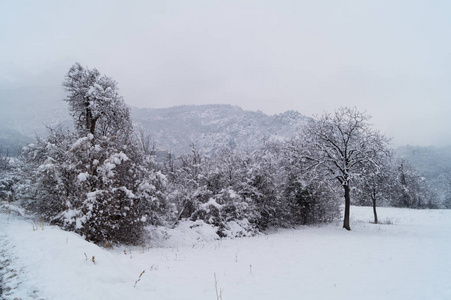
top-left (1, 0), bottom-right (450, 146)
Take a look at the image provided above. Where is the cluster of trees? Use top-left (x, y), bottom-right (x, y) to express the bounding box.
top-left (0, 64), bottom-right (440, 245)
top-left (163, 142), bottom-right (340, 237)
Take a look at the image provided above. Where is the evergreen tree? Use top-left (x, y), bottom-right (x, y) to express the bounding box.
top-left (18, 63), bottom-right (167, 244)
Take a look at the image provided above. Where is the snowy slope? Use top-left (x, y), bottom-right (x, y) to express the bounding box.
top-left (1, 205), bottom-right (450, 300)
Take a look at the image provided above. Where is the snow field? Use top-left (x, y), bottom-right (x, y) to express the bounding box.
top-left (1, 206), bottom-right (450, 300)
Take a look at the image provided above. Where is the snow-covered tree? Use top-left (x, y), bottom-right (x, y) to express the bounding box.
top-left (239, 144), bottom-right (288, 229)
top-left (353, 151), bottom-right (396, 224)
top-left (0, 153), bottom-right (17, 202)
top-left (18, 63), bottom-right (168, 244)
top-left (63, 62), bottom-right (132, 139)
top-left (298, 107), bottom-right (390, 230)
top-left (284, 139), bottom-right (341, 225)
top-left (169, 144), bottom-right (209, 222)
top-left (442, 174), bottom-right (451, 208)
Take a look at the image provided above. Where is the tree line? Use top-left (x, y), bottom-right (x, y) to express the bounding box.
top-left (0, 64), bottom-right (442, 245)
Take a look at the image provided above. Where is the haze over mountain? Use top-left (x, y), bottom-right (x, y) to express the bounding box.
top-left (0, 86), bottom-right (69, 154)
top-left (0, 87), bottom-right (68, 135)
top-left (0, 86), bottom-right (309, 155)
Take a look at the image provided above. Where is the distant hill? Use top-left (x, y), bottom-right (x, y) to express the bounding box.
top-left (131, 104), bottom-right (310, 155)
top-left (396, 145), bottom-right (451, 180)
top-left (1, 87), bottom-right (309, 156)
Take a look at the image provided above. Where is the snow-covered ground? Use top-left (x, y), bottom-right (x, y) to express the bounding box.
top-left (1, 204), bottom-right (450, 300)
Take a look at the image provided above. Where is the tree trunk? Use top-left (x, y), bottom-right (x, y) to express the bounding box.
top-left (343, 184), bottom-right (351, 231)
top-left (90, 117), bottom-right (97, 135)
top-left (372, 194), bottom-right (378, 224)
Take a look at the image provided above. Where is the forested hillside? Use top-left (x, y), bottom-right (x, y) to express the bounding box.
top-left (131, 105), bottom-right (309, 155)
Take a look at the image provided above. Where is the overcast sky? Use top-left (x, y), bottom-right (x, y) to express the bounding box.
top-left (1, 0), bottom-right (450, 147)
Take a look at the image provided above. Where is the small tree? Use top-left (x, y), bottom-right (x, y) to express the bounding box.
top-left (284, 170), bottom-right (339, 225)
top-left (284, 139), bottom-right (341, 225)
top-left (0, 153), bottom-right (17, 203)
top-left (354, 151), bottom-right (396, 224)
top-left (299, 107), bottom-right (390, 230)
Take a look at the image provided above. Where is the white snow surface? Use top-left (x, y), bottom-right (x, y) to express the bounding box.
top-left (77, 172), bottom-right (89, 182)
top-left (1, 205), bottom-right (451, 300)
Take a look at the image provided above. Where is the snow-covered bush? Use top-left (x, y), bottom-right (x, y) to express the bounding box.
top-left (190, 188), bottom-right (259, 237)
top-left (165, 147), bottom-right (261, 236)
top-left (17, 130), bottom-right (76, 219)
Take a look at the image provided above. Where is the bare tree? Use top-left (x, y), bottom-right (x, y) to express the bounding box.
top-left (300, 107), bottom-right (390, 230)
top-left (355, 151), bottom-right (396, 224)
top-left (135, 129), bottom-right (155, 156)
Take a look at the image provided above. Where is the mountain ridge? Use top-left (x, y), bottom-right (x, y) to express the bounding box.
top-left (131, 104), bottom-right (310, 154)
top-left (0, 86), bottom-right (310, 156)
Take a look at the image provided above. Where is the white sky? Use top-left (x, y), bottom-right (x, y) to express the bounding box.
top-left (1, 0), bottom-right (450, 147)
